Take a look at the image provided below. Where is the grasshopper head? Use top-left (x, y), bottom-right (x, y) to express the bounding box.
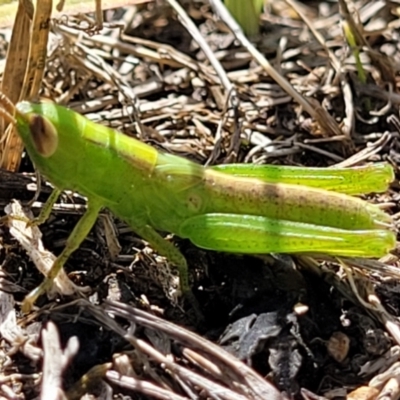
top-left (13, 100), bottom-right (88, 190)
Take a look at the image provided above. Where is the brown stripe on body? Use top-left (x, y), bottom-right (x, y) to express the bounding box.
top-left (203, 169), bottom-right (375, 230)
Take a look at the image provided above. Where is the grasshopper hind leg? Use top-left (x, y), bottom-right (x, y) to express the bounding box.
top-left (178, 213), bottom-right (396, 258)
top-left (211, 163), bottom-right (394, 195)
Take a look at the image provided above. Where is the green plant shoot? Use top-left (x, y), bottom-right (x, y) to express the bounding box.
top-left (224, 0), bottom-right (264, 36)
top-left (0, 94), bottom-right (396, 312)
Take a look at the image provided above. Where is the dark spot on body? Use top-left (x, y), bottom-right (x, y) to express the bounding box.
top-left (187, 193), bottom-right (202, 212)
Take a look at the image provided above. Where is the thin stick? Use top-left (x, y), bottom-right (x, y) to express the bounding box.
top-left (0, 109), bottom-right (16, 126)
top-left (0, 92), bottom-right (16, 116)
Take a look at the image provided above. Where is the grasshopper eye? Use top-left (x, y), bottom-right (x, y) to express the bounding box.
top-left (28, 114), bottom-right (58, 157)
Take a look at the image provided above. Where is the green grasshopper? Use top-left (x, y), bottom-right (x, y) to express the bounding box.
top-left (0, 93), bottom-right (396, 312)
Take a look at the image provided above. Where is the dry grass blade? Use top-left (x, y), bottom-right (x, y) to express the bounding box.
top-left (210, 0), bottom-right (343, 137)
top-left (0, 0), bottom-right (53, 171)
top-left (80, 299), bottom-right (286, 400)
top-left (20, 0), bottom-right (52, 100)
top-left (0, 1), bottom-right (31, 103)
top-left (0, 0), bottom-right (153, 28)
top-left (0, 1), bottom-right (31, 170)
top-left (165, 0), bottom-right (241, 162)
top-left (285, 0), bottom-right (355, 138)
top-left (166, 0), bottom-right (233, 95)
top-left (338, 0), bottom-right (396, 86)
top-left (104, 370), bottom-right (193, 400)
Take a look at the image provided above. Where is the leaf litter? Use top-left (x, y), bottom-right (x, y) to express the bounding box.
top-left (1, 0), bottom-right (400, 398)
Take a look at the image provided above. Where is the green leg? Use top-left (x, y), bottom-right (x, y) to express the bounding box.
top-left (22, 199), bottom-right (102, 312)
top-left (29, 189), bottom-right (62, 226)
top-left (210, 163), bottom-right (394, 195)
top-left (178, 213), bottom-right (396, 258)
top-left (127, 220), bottom-right (202, 318)
top-left (128, 222), bottom-right (189, 293)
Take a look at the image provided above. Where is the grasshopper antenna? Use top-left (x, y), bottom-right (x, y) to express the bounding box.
top-left (0, 92), bottom-right (16, 126)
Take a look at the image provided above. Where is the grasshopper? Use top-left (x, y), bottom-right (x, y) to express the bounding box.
top-left (0, 94), bottom-right (396, 312)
